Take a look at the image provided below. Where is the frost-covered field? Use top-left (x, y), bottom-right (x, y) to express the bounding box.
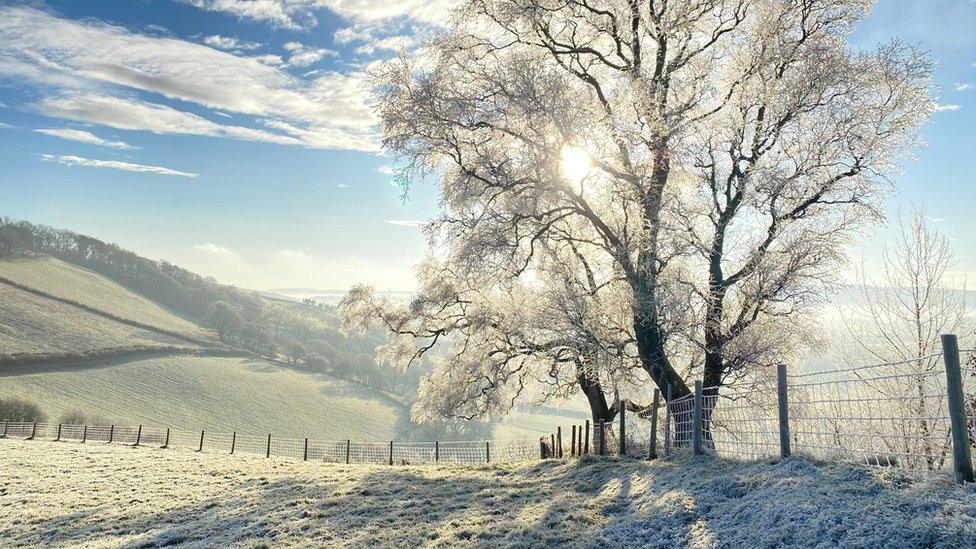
top-left (2, 439), bottom-right (975, 548)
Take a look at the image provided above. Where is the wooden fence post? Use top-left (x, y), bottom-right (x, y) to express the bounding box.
top-left (435, 440), bottom-right (440, 462)
top-left (539, 437), bottom-right (546, 459)
top-left (134, 425), bottom-right (142, 447)
top-left (1, 421), bottom-right (7, 438)
top-left (82, 425), bottom-right (87, 443)
top-left (693, 381), bottom-right (704, 456)
top-left (619, 401), bottom-right (627, 456)
top-left (163, 428), bottom-right (170, 449)
top-left (664, 385), bottom-right (672, 455)
top-left (56, 423), bottom-right (62, 441)
top-left (230, 432), bottom-right (236, 454)
top-left (303, 438), bottom-right (309, 461)
top-left (198, 430), bottom-right (205, 452)
top-left (389, 441), bottom-right (394, 465)
top-left (108, 424), bottom-right (114, 444)
top-left (28, 421), bottom-right (37, 440)
top-left (570, 425), bottom-right (577, 457)
top-left (557, 426), bottom-right (563, 458)
top-left (551, 433), bottom-right (556, 457)
top-left (598, 420), bottom-right (605, 455)
top-left (649, 388), bottom-right (660, 460)
top-left (777, 363), bottom-right (792, 459)
top-left (941, 334), bottom-right (975, 484)
top-left (345, 439), bottom-right (351, 464)
top-left (266, 434), bottom-right (272, 458)
top-left (584, 420), bottom-right (590, 455)
top-left (486, 441), bottom-right (490, 463)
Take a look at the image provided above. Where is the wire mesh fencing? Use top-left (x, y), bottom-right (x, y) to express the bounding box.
top-left (0, 420), bottom-right (539, 466)
top-left (645, 342), bottom-right (976, 480)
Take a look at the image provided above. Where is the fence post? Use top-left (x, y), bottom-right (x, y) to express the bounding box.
top-left (266, 434), bottom-right (271, 458)
top-left (649, 388), bottom-right (660, 460)
top-left (619, 401), bottom-right (627, 456)
top-left (539, 437), bottom-right (546, 459)
top-left (571, 425), bottom-right (577, 457)
top-left (435, 440), bottom-right (440, 462)
top-left (486, 441), bottom-right (490, 463)
top-left (777, 363), bottom-right (792, 459)
top-left (134, 425), bottom-right (142, 447)
top-left (82, 425), bottom-right (87, 443)
top-left (230, 432), bottom-right (236, 454)
top-left (664, 385), bottom-right (672, 455)
top-left (1, 421), bottom-right (7, 438)
top-left (941, 334), bottom-right (975, 484)
top-left (56, 423), bottom-right (62, 441)
top-left (584, 420), bottom-right (590, 455)
top-left (304, 438), bottom-right (309, 461)
top-left (557, 426), bottom-right (563, 458)
top-left (163, 428), bottom-right (169, 448)
top-left (108, 425), bottom-right (114, 444)
top-left (198, 430), bottom-right (205, 452)
top-left (598, 420), bottom-right (605, 455)
top-left (693, 381), bottom-right (704, 456)
top-left (345, 439), bottom-right (351, 464)
top-left (28, 421), bottom-right (37, 440)
top-left (389, 441), bottom-right (394, 465)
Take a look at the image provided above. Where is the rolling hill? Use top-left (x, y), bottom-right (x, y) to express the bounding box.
top-left (0, 246), bottom-right (573, 443)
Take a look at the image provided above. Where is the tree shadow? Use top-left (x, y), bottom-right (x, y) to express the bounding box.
top-left (4, 450), bottom-right (975, 548)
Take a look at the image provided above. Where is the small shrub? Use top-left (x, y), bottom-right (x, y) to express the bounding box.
top-left (0, 397), bottom-right (47, 422)
top-left (58, 409), bottom-right (109, 426)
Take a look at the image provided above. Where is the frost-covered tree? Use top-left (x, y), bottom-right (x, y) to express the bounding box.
top-left (342, 0), bottom-right (932, 421)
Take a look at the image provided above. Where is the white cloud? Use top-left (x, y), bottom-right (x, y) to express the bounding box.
top-left (179, 0), bottom-right (453, 30)
top-left (203, 35), bottom-right (262, 51)
top-left (935, 103), bottom-right (962, 112)
top-left (282, 41), bottom-right (336, 67)
top-left (376, 165), bottom-right (395, 175)
top-left (337, 183), bottom-right (349, 188)
top-left (0, 122), bottom-right (12, 129)
top-left (36, 94), bottom-right (305, 147)
top-left (954, 83), bottom-right (973, 92)
top-left (383, 220), bottom-right (425, 228)
top-left (0, 6), bottom-right (379, 151)
top-left (39, 153), bottom-right (198, 178)
top-left (34, 128), bottom-right (137, 150)
top-left (192, 243), bottom-right (237, 256)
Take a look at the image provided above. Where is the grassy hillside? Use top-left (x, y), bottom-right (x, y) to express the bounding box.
top-left (0, 283), bottom-right (190, 356)
top-left (2, 439), bottom-right (974, 547)
top-left (0, 256), bottom-right (210, 340)
top-left (0, 355), bottom-right (406, 441)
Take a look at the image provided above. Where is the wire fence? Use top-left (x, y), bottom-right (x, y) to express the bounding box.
top-left (0, 420), bottom-right (539, 466)
top-left (3, 340), bottom-right (974, 481)
top-left (652, 342), bottom-right (976, 479)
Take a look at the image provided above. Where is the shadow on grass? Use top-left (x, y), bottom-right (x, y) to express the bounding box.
top-left (5, 449), bottom-right (976, 548)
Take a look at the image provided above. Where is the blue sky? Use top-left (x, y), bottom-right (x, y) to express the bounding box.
top-left (0, 0), bottom-right (973, 291)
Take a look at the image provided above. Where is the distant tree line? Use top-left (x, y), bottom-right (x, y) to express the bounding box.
top-left (0, 217), bottom-right (425, 397)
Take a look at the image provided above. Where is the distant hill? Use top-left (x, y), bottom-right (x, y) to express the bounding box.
top-left (268, 287), bottom-right (414, 306)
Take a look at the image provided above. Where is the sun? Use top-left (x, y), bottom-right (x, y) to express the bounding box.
top-left (560, 145), bottom-right (592, 184)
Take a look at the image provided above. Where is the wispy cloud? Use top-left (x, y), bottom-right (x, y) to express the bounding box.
top-left (954, 82), bottom-right (973, 92)
top-left (0, 122), bottom-right (12, 129)
top-left (282, 41), bottom-right (336, 67)
top-left (384, 220), bottom-right (425, 228)
top-left (203, 34), bottom-right (261, 51)
top-left (935, 103), bottom-right (961, 112)
top-left (192, 242), bottom-right (237, 256)
top-left (179, 0), bottom-right (452, 30)
top-left (40, 154), bottom-right (198, 178)
top-left (0, 6), bottom-right (379, 151)
top-left (34, 128), bottom-right (137, 150)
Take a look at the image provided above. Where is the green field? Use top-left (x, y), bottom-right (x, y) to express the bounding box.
top-left (0, 256), bottom-right (211, 340)
top-left (0, 283), bottom-right (189, 356)
top-left (0, 355), bottom-right (406, 440)
top-left (0, 254), bottom-right (583, 444)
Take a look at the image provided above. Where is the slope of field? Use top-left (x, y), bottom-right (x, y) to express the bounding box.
top-left (0, 256), bottom-right (210, 340)
top-left (0, 355), bottom-right (405, 440)
top-left (1, 439), bottom-right (974, 547)
top-left (0, 283), bottom-right (190, 356)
